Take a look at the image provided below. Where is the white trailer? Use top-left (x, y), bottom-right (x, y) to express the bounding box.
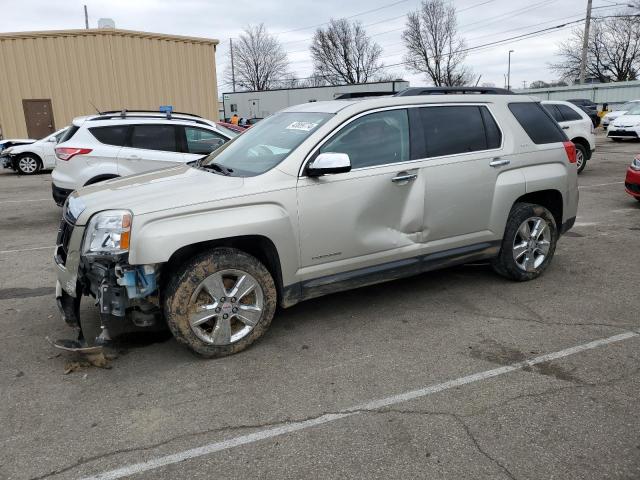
top-left (221, 81), bottom-right (409, 120)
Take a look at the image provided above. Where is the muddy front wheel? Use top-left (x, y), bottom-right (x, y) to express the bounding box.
top-left (164, 247), bottom-right (277, 358)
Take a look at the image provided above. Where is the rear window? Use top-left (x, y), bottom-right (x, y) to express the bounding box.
top-left (130, 124), bottom-right (178, 152)
top-left (59, 125), bottom-right (79, 143)
top-left (543, 104), bottom-right (564, 122)
top-left (89, 126), bottom-right (129, 146)
top-left (557, 104), bottom-right (582, 121)
top-left (416, 105), bottom-right (501, 157)
top-left (508, 103), bottom-right (567, 144)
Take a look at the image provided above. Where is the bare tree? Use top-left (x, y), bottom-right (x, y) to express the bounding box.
top-left (225, 24), bottom-right (290, 91)
top-left (310, 19), bottom-right (384, 85)
top-left (551, 15), bottom-right (640, 82)
top-left (402, 0), bottom-right (473, 86)
top-left (300, 74), bottom-right (329, 88)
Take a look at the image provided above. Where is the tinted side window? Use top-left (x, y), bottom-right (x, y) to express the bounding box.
top-left (543, 104), bottom-right (564, 122)
top-left (184, 127), bottom-right (226, 154)
top-left (130, 125), bottom-right (177, 152)
top-left (320, 109), bottom-right (409, 169)
top-left (480, 107), bottom-right (502, 149)
top-left (419, 106), bottom-right (487, 157)
top-left (89, 126), bottom-right (129, 146)
top-left (557, 104), bottom-right (582, 121)
top-left (59, 125), bottom-right (79, 143)
top-left (508, 103), bottom-right (566, 144)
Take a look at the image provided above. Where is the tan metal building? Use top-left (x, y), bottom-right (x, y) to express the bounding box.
top-left (0, 28), bottom-right (219, 138)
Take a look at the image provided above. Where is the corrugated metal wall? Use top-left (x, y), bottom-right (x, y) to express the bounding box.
top-left (0, 29), bottom-right (218, 138)
top-left (516, 80), bottom-right (640, 109)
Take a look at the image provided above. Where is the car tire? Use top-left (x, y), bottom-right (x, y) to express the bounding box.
top-left (492, 203), bottom-right (558, 282)
top-left (575, 143), bottom-right (588, 174)
top-left (164, 247), bottom-right (277, 358)
top-left (15, 154), bottom-right (41, 175)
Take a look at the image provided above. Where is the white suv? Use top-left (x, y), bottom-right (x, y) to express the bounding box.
top-left (51, 111), bottom-right (236, 206)
top-left (542, 100), bottom-right (595, 174)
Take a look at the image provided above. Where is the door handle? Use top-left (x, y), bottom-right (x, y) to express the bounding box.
top-left (128, 155), bottom-right (141, 160)
top-left (562, 125), bottom-right (569, 130)
top-left (489, 158), bottom-right (510, 167)
top-left (391, 173), bottom-right (417, 183)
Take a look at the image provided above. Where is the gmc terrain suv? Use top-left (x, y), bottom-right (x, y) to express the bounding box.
top-left (54, 94), bottom-right (579, 358)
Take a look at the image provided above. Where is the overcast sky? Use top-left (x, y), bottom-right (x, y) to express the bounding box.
top-left (0, 0), bottom-right (631, 93)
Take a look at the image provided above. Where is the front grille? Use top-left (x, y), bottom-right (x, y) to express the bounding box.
top-left (56, 217), bottom-right (74, 265)
top-left (626, 182), bottom-right (640, 194)
top-left (608, 130), bottom-right (638, 138)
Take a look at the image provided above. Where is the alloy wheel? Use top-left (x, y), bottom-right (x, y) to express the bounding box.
top-left (18, 156), bottom-right (38, 174)
top-left (188, 269), bottom-right (264, 345)
top-left (576, 149), bottom-right (584, 171)
top-left (512, 216), bottom-right (551, 272)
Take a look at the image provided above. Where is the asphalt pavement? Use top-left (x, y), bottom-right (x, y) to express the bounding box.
top-left (1, 134), bottom-right (639, 480)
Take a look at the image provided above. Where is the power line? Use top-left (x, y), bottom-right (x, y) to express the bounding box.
top-left (275, 0), bottom-right (409, 35)
top-left (219, 18), bottom-right (585, 89)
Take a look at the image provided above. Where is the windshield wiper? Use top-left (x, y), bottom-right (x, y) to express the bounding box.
top-left (199, 162), bottom-right (234, 176)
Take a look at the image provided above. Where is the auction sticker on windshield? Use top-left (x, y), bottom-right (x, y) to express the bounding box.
top-left (286, 121), bottom-right (318, 131)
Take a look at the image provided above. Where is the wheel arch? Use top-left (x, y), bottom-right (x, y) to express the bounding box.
top-left (84, 174), bottom-right (120, 186)
top-left (570, 136), bottom-right (592, 159)
top-left (164, 235), bottom-right (285, 306)
top-left (14, 151), bottom-right (43, 170)
top-left (514, 189), bottom-right (563, 229)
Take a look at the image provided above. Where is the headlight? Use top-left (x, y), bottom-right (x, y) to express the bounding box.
top-left (3, 147), bottom-right (13, 155)
top-left (83, 210), bottom-right (132, 255)
top-left (631, 156), bottom-right (640, 171)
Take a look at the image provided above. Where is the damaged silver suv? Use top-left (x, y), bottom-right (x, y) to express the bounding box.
top-left (54, 92), bottom-right (579, 357)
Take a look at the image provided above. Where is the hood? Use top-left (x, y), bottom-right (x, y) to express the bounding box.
top-left (71, 165), bottom-right (245, 224)
top-left (0, 139), bottom-right (36, 148)
top-left (612, 114), bottom-right (640, 127)
top-left (604, 110), bottom-right (626, 120)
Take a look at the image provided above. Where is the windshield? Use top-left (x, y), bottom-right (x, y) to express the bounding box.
top-left (619, 102), bottom-right (639, 111)
top-left (202, 112), bottom-right (332, 176)
top-left (624, 105), bottom-right (640, 116)
top-left (215, 124), bottom-right (240, 138)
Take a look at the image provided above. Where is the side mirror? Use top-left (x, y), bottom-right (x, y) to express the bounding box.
top-left (48, 136), bottom-right (57, 143)
top-left (307, 152), bottom-right (351, 177)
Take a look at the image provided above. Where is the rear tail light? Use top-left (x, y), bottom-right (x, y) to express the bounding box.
top-left (55, 147), bottom-right (92, 161)
top-left (563, 141), bottom-right (576, 164)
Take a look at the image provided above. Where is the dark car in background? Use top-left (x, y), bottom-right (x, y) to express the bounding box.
top-left (568, 99), bottom-right (600, 127)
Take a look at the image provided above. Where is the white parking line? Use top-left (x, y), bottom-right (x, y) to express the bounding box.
top-left (578, 181), bottom-right (624, 189)
top-left (0, 246), bottom-right (53, 254)
top-left (80, 331), bottom-right (638, 480)
top-left (0, 198), bottom-right (49, 204)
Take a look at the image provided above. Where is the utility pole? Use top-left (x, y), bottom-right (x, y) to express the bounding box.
top-left (507, 50), bottom-right (514, 90)
top-left (579, 0), bottom-right (593, 85)
top-left (84, 5), bottom-right (89, 29)
top-left (522, 80), bottom-right (527, 89)
top-left (229, 38), bottom-right (236, 93)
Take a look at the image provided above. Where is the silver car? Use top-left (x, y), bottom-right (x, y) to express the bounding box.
top-left (53, 93), bottom-right (579, 357)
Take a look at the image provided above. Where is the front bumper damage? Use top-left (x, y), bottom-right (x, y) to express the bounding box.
top-left (53, 219), bottom-right (164, 350)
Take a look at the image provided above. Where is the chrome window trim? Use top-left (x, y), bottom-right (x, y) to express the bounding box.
top-left (298, 102), bottom-right (505, 178)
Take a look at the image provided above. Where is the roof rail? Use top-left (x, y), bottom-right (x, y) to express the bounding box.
top-left (86, 114), bottom-right (212, 126)
top-left (98, 109), bottom-right (202, 118)
top-left (394, 86), bottom-right (514, 96)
